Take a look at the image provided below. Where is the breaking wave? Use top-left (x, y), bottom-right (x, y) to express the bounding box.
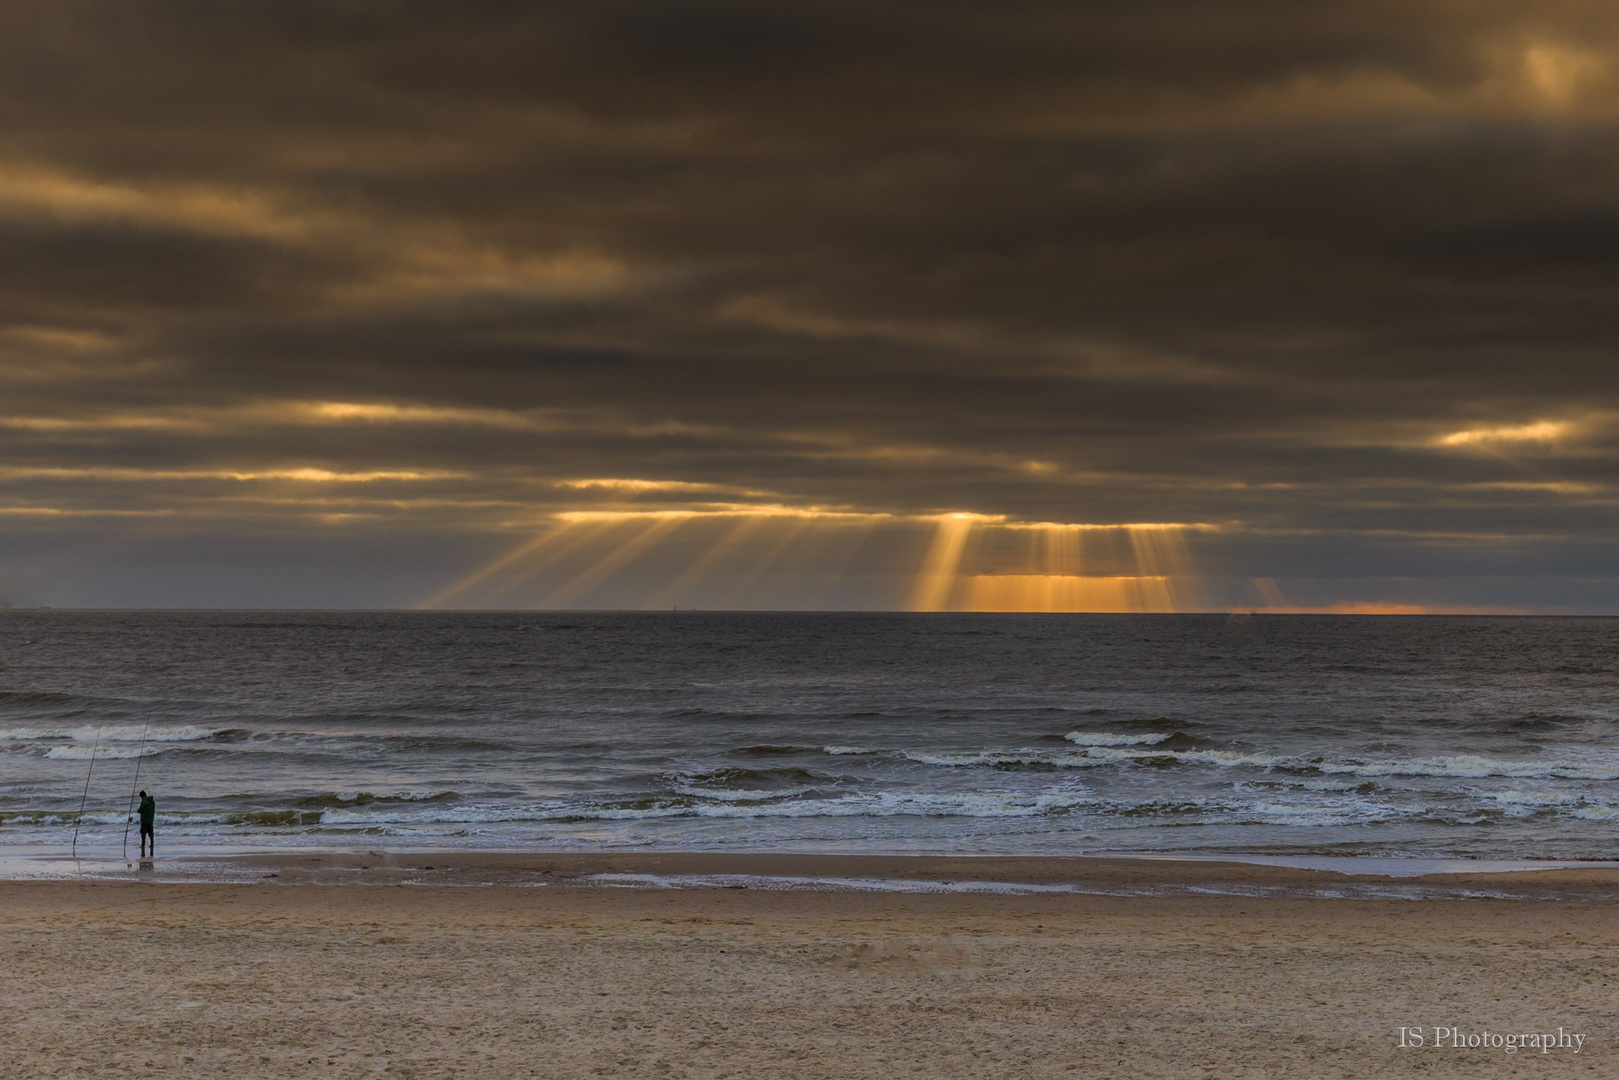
top-left (1064, 731), bottom-right (1173, 747)
top-left (1316, 754), bottom-right (1619, 781)
top-left (1, 724), bottom-right (230, 743)
top-left (46, 744), bottom-right (178, 760)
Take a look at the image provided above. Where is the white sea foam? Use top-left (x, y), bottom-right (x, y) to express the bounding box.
top-left (567, 806), bottom-right (691, 821)
top-left (1318, 754), bottom-right (1619, 781)
top-left (1292, 778), bottom-right (1376, 793)
top-left (75, 725), bottom-right (222, 742)
top-left (670, 784), bottom-right (813, 803)
top-left (691, 790), bottom-right (1093, 819)
top-left (902, 744), bottom-right (1291, 771)
top-left (587, 872), bottom-right (1086, 894)
top-left (1074, 746), bottom-right (1290, 769)
top-left (318, 803), bottom-right (575, 826)
top-left (44, 744), bottom-right (174, 760)
top-left (307, 787), bottom-right (1098, 826)
top-left (901, 749), bottom-right (1105, 768)
top-left (1486, 790), bottom-right (1584, 808)
top-left (109, 725), bottom-right (221, 742)
top-left (1064, 731), bottom-right (1173, 747)
top-left (903, 741), bottom-right (1619, 783)
top-left (1236, 800), bottom-right (1400, 828)
top-left (2, 724), bottom-right (223, 744)
top-left (823, 746), bottom-right (879, 755)
top-left (1064, 744), bottom-right (1619, 780)
top-left (0, 728), bottom-right (75, 742)
top-left (0, 809), bottom-right (182, 826)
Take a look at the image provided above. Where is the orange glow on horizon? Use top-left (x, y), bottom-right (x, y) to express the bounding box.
top-left (1235, 601), bottom-right (1535, 615)
top-left (957, 574), bottom-right (1175, 613)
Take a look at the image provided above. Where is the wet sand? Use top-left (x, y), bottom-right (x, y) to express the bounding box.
top-left (6, 854), bottom-right (1618, 1078)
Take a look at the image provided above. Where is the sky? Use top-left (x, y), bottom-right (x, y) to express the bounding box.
top-left (2, 1), bottom-right (1618, 611)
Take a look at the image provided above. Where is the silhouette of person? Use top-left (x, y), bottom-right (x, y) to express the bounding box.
top-left (137, 790), bottom-right (155, 857)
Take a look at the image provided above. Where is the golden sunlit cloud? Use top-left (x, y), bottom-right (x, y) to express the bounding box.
top-left (347, 244), bottom-right (637, 302)
top-left (559, 478), bottom-right (726, 493)
top-left (555, 505), bottom-right (885, 523)
top-left (1438, 420), bottom-right (1570, 447)
top-left (1521, 42), bottom-right (1608, 106)
top-left (0, 401), bottom-right (735, 442)
top-left (0, 466), bottom-right (462, 483)
top-left (0, 161), bottom-right (312, 240)
top-left (0, 504), bottom-right (174, 517)
top-left (0, 164), bottom-right (639, 310)
top-left (302, 402), bottom-right (548, 429)
top-left (0, 414), bottom-right (198, 433)
top-left (242, 468), bottom-right (461, 483)
top-left (0, 400), bottom-right (565, 437)
top-left (1466, 481), bottom-right (1608, 495)
top-left (0, 325), bottom-right (121, 352)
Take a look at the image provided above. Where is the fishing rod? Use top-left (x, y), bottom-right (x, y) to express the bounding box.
top-left (121, 720), bottom-right (153, 859)
top-left (70, 724), bottom-right (105, 859)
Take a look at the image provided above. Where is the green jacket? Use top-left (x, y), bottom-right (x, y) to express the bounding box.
top-left (138, 795), bottom-right (155, 826)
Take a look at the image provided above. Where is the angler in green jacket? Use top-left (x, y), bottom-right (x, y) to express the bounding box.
top-left (135, 791), bottom-right (155, 857)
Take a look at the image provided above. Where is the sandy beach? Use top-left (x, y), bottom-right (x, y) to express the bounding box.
top-left (6, 854), bottom-right (1616, 1078)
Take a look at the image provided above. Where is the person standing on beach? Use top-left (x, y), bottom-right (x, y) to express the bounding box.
top-left (137, 790), bottom-right (155, 857)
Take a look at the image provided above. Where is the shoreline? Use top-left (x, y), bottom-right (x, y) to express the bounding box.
top-left (8, 848), bottom-right (1619, 899)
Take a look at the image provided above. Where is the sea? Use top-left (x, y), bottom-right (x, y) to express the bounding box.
top-left (3, 611), bottom-right (1619, 862)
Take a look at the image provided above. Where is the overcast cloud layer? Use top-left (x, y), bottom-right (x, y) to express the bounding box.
top-left (3, 1), bottom-right (1618, 609)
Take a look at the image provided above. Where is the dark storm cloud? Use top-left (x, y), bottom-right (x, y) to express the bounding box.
top-left (2, 1), bottom-right (1619, 606)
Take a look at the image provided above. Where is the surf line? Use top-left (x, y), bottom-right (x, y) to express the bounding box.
top-left (70, 723), bottom-right (106, 859)
top-left (121, 720), bottom-right (153, 859)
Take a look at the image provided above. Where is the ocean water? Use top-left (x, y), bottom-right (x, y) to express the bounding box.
top-left (3, 611), bottom-right (1619, 861)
